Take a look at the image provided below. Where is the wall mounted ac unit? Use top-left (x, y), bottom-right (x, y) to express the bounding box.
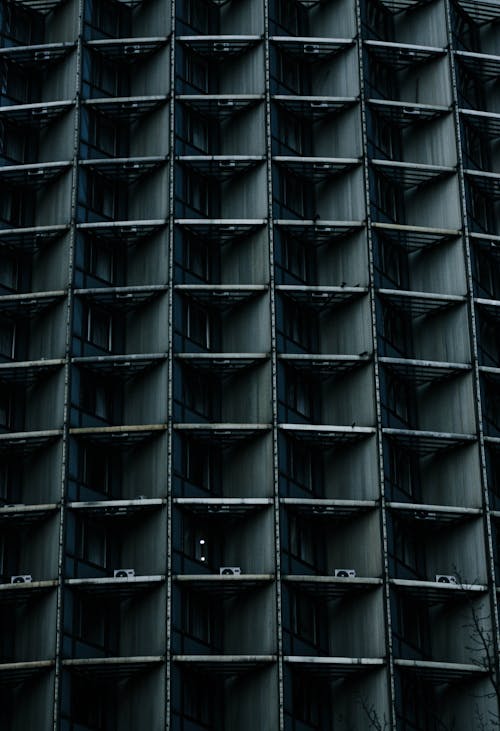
top-left (114, 569), bottom-right (135, 579)
top-left (334, 569), bottom-right (356, 578)
top-left (435, 574), bottom-right (457, 584)
top-left (304, 44), bottom-right (320, 54)
top-left (219, 567), bottom-right (241, 575)
top-left (11, 575), bottom-right (32, 583)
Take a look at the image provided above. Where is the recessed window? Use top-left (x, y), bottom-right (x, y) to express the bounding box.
top-left (86, 241), bottom-right (115, 284)
top-left (0, 318), bottom-right (16, 361)
top-left (186, 301), bottom-right (211, 349)
top-left (87, 306), bottom-right (112, 351)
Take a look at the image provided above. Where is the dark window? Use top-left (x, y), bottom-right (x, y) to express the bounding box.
top-left (85, 240), bottom-right (117, 284)
top-left (278, 172), bottom-right (314, 219)
top-left (80, 373), bottom-right (113, 422)
top-left (380, 304), bottom-right (412, 357)
top-left (183, 369), bottom-right (219, 420)
top-left (385, 441), bottom-right (420, 501)
top-left (281, 299), bottom-right (318, 352)
top-left (78, 519), bottom-right (108, 569)
top-left (184, 53), bottom-right (209, 93)
top-left (287, 441), bottom-right (318, 494)
top-left (183, 593), bottom-right (212, 644)
top-left (288, 514), bottom-right (317, 568)
top-left (87, 306), bottom-right (113, 351)
top-left (183, 439), bottom-right (219, 494)
top-left (377, 237), bottom-right (408, 288)
top-left (279, 234), bottom-right (315, 283)
top-left (186, 301), bottom-right (211, 349)
top-left (0, 318), bottom-right (16, 361)
top-left (291, 591), bottom-right (321, 648)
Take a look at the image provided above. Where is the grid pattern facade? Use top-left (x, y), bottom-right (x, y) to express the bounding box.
top-left (1, 0), bottom-right (500, 728)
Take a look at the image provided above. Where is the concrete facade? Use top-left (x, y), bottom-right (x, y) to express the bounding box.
top-left (1, 0), bottom-right (500, 728)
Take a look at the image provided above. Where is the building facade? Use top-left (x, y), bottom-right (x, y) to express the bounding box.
top-left (1, 0), bottom-right (500, 728)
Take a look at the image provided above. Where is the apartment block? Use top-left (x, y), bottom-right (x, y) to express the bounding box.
top-left (1, 0), bottom-right (500, 728)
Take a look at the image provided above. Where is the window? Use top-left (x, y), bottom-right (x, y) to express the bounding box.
top-left (364, 0), bottom-right (392, 38)
top-left (87, 174), bottom-right (121, 219)
top-left (71, 677), bottom-right (106, 731)
top-left (288, 441), bottom-right (317, 493)
top-left (80, 373), bottom-right (113, 422)
top-left (89, 54), bottom-right (128, 97)
top-left (186, 301), bottom-right (211, 349)
top-left (183, 235), bottom-right (211, 281)
top-left (395, 595), bottom-right (430, 659)
top-left (384, 374), bottom-right (413, 428)
top-left (0, 463), bottom-right (10, 504)
top-left (474, 248), bottom-right (500, 298)
top-left (75, 595), bottom-right (107, 650)
top-left (468, 187), bottom-right (493, 233)
top-left (0, 188), bottom-right (33, 227)
top-left (280, 173), bottom-right (313, 218)
top-left (276, 51), bottom-right (310, 95)
top-left (0, 255), bottom-right (20, 292)
top-left (86, 0), bottom-right (129, 38)
top-left (1, 63), bottom-right (33, 105)
top-left (381, 305), bottom-right (412, 357)
top-left (184, 52), bottom-right (209, 93)
top-left (183, 521), bottom-right (211, 566)
top-left (81, 444), bottom-right (114, 496)
top-left (86, 240), bottom-right (116, 284)
top-left (184, 439), bottom-right (218, 493)
top-left (1, 3), bottom-right (43, 45)
top-left (282, 299), bottom-right (318, 352)
top-left (183, 369), bottom-right (218, 420)
top-left (183, 675), bottom-right (215, 727)
top-left (378, 237), bottom-right (407, 288)
top-left (274, 0), bottom-right (307, 35)
top-left (0, 389), bottom-right (12, 432)
top-left (386, 442), bottom-right (420, 501)
top-left (185, 171), bottom-right (210, 216)
top-left (375, 174), bottom-right (401, 222)
top-left (483, 379), bottom-right (500, 434)
top-left (87, 306), bottom-right (113, 351)
top-left (281, 235), bottom-right (315, 283)
top-left (486, 447), bottom-right (500, 505)
top-left (398, 675), bottom-right (438, 731)
top-left (277, 110), bottom-right (307, 155)
top-left (463, 124), bottom-right (490, 171)
top-left (285, 369), bottom-right (316, 421)
top-left (391, 519), bottom-right (424, 579)
top-left (0, 318), bottom-right (15, 361)
top-left (86, 112), bottom-right (123, 157)
top-left (78, 519), bottom-right (107, 568)
top-left (289, 514), bottom-right (317, 568)
top-left (184, 593), bottom-right (212, 644)
top-left (185, 110), bottom-right (210, 153)
top-left (478, 316), bottom-right (500, 366)
top-left (291, 591), bottom-right (319, 646)
top-left (292, 674), bottom-right (321, 728)
top-left (183, 0), bottom-right (212, 33)
top-left (0, 121), bottom-right (36, 164)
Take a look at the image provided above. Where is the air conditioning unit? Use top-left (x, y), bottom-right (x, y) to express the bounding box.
top-left (435, 574), bottom-right (457, 584)
top-left (214, 42), bottom-right (231, 52)
top-left (219, 567), bottom-right (241, 576)
top-left (11, 575), bottom-right (32, 584)
top-left (334, 569), bottom-right (356, 578)
top-left (113, 569), bottom-right (135, 579)
top-left (304, 44), bottom-right (320, 54)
